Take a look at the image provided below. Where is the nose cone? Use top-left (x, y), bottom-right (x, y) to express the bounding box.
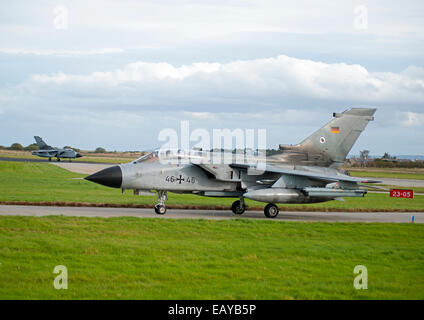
top-left (76, 153), bottom-right (82, 158)
top-left (85, 165), bottom-right (122, 188)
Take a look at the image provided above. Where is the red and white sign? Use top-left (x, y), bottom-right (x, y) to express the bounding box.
top-left (390, 189), bottom-right (414, 199)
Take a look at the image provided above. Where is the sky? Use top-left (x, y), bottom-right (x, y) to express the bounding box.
top-left (0, 0), bottom-right (423, 156)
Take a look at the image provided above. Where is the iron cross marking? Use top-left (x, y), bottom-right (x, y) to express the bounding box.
top-left (176, 175), bottom-right (185, 184)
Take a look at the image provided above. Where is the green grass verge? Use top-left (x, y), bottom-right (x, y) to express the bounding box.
top-left (0, 161), bottom-right (423, 211)
top-left (0, 216), bottom-right (423, 299)
top-left (350, 170), bottom-right (424, 180)
top-left (370, 185), bottom-right (424, 194)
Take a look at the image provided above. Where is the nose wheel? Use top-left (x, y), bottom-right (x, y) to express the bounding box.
top-left (154, 191), bottom-right (168, 215)
top-left (264, 203), bottom-right (279, 218)
top-left (154, 204), bottom-right (167, 215)
top-left (231, 199), bottom-right (246, 215)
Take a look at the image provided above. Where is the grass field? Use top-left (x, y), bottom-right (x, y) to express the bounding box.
top-left (0, 161), bottom-right (423, 211)
top-left (0, 216), bottom-right (423, 299)
top-left (371, 185), bottom-right (424, 194)
top-left (1, 161), bottom-right (423, 300)
top-left (349, 170), bottom-right (424, 180)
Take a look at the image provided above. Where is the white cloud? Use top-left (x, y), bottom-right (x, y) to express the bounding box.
top-left (400, 112), bottom-right (424, 127)
top-left (401, 66), bottom-right (424, 79)
top-left (22, 55), bottom-right (424, 112)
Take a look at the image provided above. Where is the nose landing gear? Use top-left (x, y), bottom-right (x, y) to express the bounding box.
top-left (231, 198), bottom-right (246, 215)
top-left (154, 190), bottom-right (168, 215)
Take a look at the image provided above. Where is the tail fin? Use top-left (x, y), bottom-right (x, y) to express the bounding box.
top-left (34, 136), bottom-right (52, 150)
top-left (297, 108), bottom-right (376, 164)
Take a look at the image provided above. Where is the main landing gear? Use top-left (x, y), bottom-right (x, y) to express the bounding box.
top-left (264, 203), bottom-right (279, 218)
top-left (231, 200), bottom-right (279, 218)
top-left (231, 199), bottom-right (246, 215)
top-left (154, 190), bottom-right (167, 215)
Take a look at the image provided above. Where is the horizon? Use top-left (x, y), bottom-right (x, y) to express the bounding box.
top-left (1, 141), bottom-right (423, 159)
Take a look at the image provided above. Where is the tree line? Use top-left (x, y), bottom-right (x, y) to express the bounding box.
top-left (0, 143), bottom-right (106, 153)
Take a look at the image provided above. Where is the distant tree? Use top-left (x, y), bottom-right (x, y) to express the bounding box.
top-left (24, 143), bottom-right (39, 151)
top-left (95, 147), bottom-right (106, 153)
top-left (382, 152), bottom-right (396, 160)
top-left (359, 150), bottom-right (370, 167)
top-left (10, 143), bottom-right (24, 151)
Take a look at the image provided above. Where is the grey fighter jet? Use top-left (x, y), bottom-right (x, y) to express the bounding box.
top-left (32, 136), bottom-right (82, 161)
top-left (85, 108), bottom-right (378, 218)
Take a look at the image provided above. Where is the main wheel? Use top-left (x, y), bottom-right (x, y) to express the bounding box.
top-left (264, 203), bottom-right (279, 218)
top-left (231, 200), bottom-right (246, 215)
top-left (57, 158), bottom-right (61, 162)
top-left (48, 158), bottom-right (52, 162)
top-left (154, 204), bottom-right (167, 215)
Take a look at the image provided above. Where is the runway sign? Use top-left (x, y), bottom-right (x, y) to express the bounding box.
top-left (390, 189), bottom-right (414, 199)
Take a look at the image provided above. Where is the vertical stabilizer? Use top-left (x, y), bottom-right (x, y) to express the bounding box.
top-left (298, 108), bottom-right (376, 164)
top-left (34, 136), bottom-right (52, 150)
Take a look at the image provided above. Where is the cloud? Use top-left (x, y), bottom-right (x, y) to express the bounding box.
top-left (17, 55), bottom-right (423, 115)
top-left (1, 54), bottom-right (423, 153)
top-left (400, 111), bottom-right (424, 127)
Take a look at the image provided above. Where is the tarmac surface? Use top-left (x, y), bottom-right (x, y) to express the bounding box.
top-left (0, 205), bottom-right (421, 223)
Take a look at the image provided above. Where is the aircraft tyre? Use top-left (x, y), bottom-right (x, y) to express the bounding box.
top-left (231, 200), bottom-right (246, 215)
top-left (264, 203), bottom-right (279, 218)
top-left (154, 204), bottom-right (167, 215)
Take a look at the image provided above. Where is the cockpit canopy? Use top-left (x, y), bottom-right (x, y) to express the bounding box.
top-left (133, 151), bottom-right (160, 164)
top-left (133, 149), bottom-right (207, 165)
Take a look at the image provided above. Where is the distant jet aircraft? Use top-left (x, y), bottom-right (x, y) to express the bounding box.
top-left (85, 108), bottom-right (379, 218)
top-left (32, 136), bottom-right (82, 162)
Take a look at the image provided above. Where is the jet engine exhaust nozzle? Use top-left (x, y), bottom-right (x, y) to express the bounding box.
top-left (85, 165), bottom-right (122, 188)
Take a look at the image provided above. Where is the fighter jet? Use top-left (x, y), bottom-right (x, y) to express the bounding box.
top-left (32, 136), bottom-right (82, 161)
top-left (85, 108), bottom-right (378, 218)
